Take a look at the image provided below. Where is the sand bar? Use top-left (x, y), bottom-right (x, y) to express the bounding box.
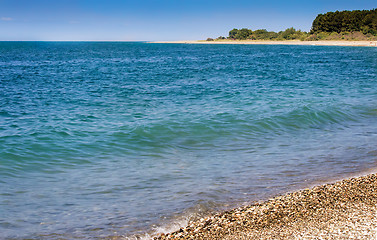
top-left (151, 40), bottom-right (377, 47)
top-left (154, 173), bottom-right (377, 239)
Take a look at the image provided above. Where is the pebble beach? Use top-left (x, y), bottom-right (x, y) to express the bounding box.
top-left (154, 173), bottom-right (377, 239)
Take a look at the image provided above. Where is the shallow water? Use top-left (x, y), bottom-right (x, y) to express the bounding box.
top-left (0, 42), bottom-right (377, 239)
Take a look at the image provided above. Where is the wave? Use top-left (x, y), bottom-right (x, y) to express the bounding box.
top-left (0, 104), bottom-right (370, 160)
top-left (1, 102), bottom-right (373, 171)
top-left (129, 104), bottom-right (361, 137)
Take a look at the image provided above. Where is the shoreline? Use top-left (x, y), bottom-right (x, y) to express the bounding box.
top-left (153, 173), bottom-right (377, 239)
top-left (151, 40), bottom-right (377, 47)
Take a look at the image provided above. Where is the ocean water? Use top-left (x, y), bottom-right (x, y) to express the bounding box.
top-left (0, 42), bottom-right (377, 239)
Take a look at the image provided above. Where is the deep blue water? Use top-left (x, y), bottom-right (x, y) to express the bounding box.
top-left (0, 42), bottom-right (377, 239)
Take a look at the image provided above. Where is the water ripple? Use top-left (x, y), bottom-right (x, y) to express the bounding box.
top-left (0, 42), bottom-right (377, 239)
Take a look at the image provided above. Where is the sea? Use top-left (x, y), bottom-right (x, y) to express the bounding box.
top-left (0, 42), bottom-right (377, 239)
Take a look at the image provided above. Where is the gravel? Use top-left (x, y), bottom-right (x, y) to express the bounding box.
top-left (154, 173), bottom-right (377, 239)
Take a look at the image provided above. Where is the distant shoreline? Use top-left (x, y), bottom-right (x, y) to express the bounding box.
top-left (150, 40), bottom-right (377, 47)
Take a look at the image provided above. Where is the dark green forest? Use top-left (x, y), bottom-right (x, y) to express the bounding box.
top-left (207, 9), bottom-right (377, 41)
top-left (311, 9), bottom-right (377, 35)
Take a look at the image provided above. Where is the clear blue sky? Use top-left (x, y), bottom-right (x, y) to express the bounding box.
top-left (0, 0), bottom-right (375, 41)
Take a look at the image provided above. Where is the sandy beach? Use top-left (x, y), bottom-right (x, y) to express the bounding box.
top-left (151, 40), bottom-right (377, 47)
top-left (154, 173), bottom-right (377, 239)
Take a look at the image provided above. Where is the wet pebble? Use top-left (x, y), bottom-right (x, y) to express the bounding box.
top-left (154, 173), bottom-right (377, 239)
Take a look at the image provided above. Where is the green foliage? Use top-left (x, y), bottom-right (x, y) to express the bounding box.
top-left (252, 29), bottom-right (278, 40)
top-left (305, 31), bottom-right (377, 41)
top-left (226, 27), bottom-right (308, 40)
top-left (228, 28), bottom-right (239, 39)
top-left (311, 9), bottom-right (377, 35)
top-left (280, 27), bottom-right (296, 39)
top-left (228, 28), bottom-right (253, 40)
top-left (235, 28), bottom-right (253, 40)
top-left (211, 8), bottom-right (377, 41)
top-left (278, 28), bottom-right (309, 40)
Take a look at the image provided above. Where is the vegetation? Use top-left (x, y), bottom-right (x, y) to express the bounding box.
top-left (311, 9), bottom-right (377, 35)
top-left (207, 9), bottom-right (377, 41)
top-left (222, 27), bottom-right (310, 41)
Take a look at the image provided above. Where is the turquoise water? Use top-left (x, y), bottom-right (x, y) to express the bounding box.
top-left (1, 42), bottom-right (377, 239)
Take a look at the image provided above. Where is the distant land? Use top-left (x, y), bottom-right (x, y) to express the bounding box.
top-left (205, 9), bottom-right (377, 42)
top-left (152, 40), bottom-right (377, 47)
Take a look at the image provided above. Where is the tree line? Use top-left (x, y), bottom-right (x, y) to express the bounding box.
top-left (311, 9), bottom-right (377, 35)
top-left (207, 9), bottom-right (377, 41)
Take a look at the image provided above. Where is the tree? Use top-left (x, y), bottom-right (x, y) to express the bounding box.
top-left (311, 9), bottom-right (377, 35)
top-left (228, 28), bottom-right (239, 39)
top-left (235, 28), bottom-right (253, 40)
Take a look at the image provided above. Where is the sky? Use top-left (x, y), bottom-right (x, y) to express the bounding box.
top-left (0, 0), bottom-right (376, 41)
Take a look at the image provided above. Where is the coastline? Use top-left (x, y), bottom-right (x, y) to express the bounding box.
top-left (153, 173), bottom-right (377, 239)
top-left (150, 40), bottom-right (377, 47)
